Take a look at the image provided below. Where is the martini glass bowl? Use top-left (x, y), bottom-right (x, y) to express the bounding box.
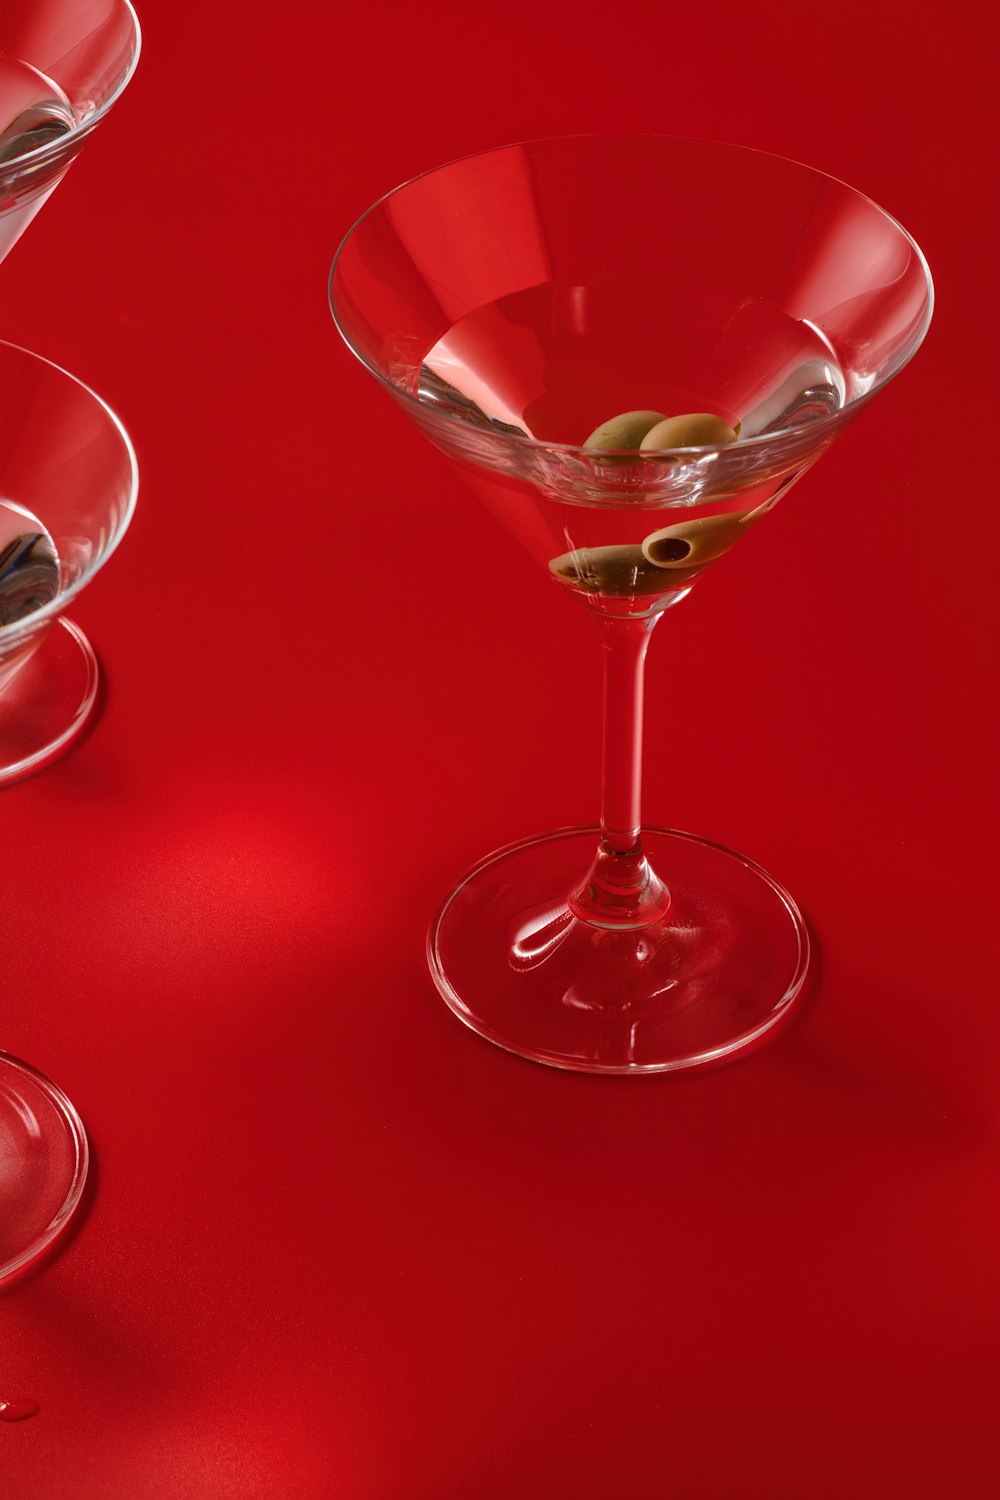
top-left (330, 136), bottom-right (932, 1074)
top-left (0, 0), bottom-right (140, 267)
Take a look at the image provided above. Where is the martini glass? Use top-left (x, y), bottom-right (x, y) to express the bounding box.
top-left (330, 137), bottom-right (933, 1074)
top-left (0, 339), bottom-right (136, 1282)
top-left (0, 0), bottom-right (140, 268)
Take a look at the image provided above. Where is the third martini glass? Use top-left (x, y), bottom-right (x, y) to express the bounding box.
top-left (330, 137), bottom-right (932, 1074)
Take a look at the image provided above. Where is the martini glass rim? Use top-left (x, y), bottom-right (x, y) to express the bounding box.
top-left (0, 0), bottom-right (141, 176)
top-left (328, 130), bottom-right (934, 461)
top-left (0, 337), bottom-right (139, 644)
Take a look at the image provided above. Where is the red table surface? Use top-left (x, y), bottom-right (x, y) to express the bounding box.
top-left (1, 2), bottom-right (997, 1495)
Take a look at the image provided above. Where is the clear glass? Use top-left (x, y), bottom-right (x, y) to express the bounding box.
top-left (0, 0), bottom-right (140, 265)
top-left (0, 341), bottom-right (135, 1282)
top-left (0, 2), bottom-right (139, 1286)
top-left (0, 339), bottom-right (137, 783)
top-left (330, 136), bottom-right (933, 1074)
top-left (0, 1051), bottom-right (89, 1283)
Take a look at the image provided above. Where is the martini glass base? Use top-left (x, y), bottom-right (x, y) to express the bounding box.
top-left (0, 617), bottom-right (99, 785)
top-left (0, 1054), bottom-right (89, 1283)
top-left (428, 826), bottom-right (810, 1074)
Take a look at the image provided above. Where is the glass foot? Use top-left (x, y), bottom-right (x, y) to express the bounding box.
top-left (428, 826), bottom-right (810, 1074)
top-left (0, 1054), bottom-right (89, 1283)
top-left (0, 617), bottom-right (99, 785)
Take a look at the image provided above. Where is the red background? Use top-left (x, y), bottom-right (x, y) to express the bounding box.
top-left (3, 1), bottom-right (998, 1495)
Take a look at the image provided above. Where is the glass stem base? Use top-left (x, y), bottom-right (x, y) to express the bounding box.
top-left (568, 843), bottom-right (671, 928)
top-left (428, 826), bottom-right (811, 1075)
top-left (0, 617), bottom-right (99, 785)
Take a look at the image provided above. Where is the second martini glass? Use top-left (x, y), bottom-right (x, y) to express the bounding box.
top-left (330, 137), bottom-right (932, 1074)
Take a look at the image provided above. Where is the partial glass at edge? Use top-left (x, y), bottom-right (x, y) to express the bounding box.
top-left (0, 0), bottom-right (140, 266)
top-left (0, 340), bottom-right (135, 1282)
top-left (329, 137), bottom-right (933, 1073)
top-left (0, 340), bottom-right (137, 784)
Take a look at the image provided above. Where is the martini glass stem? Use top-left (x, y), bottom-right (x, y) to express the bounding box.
top-left (569, 614), bottom-right (670, 928)
top-left (599, 614), bottom-right (653, 854)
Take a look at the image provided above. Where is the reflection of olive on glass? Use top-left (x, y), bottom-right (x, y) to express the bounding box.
top-left (583, 411), bottom-right (667, 453)
top-left (0, 102), bottom-right (74, 165)
top-left (549, 544), bottom-right (672, 596)
top-left (0, 533), bottom-right (59, 626)
top-left (639, 413), bottom-right (741, 451)
top-left (641, 511), bottom-right (753, 569)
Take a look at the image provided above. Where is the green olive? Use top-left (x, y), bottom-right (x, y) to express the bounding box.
top-left (641, 511), bottom-right (754, 569)
top-left (639, 413), bottom-right (741, 452)
top-left (583, 411), bottom-right (668, 453)
top-left (549, 544), bottom-right (675, 596)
